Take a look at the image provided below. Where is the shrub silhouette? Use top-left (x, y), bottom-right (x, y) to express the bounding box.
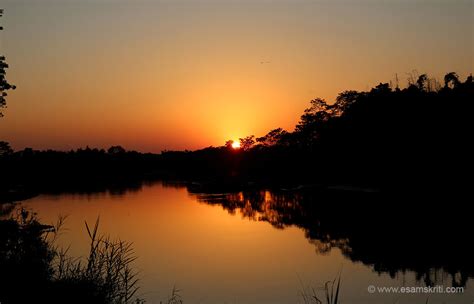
top-left (0, 210), bottom-right (143, 304)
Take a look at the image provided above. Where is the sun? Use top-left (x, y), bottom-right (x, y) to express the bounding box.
top-left (231, 140), bottom-right (241, 149)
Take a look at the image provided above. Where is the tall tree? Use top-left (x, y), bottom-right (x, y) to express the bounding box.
top-left (0, 9), bottom-right (16, 118)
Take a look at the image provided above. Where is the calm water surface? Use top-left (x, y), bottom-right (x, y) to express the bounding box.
top-left (20, 182), bottom-right (473, 304)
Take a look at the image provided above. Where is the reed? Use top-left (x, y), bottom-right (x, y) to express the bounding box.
top-left (53, 217), bottom-right (144, 304)
top-left (0, 207), bottom-right (145, 303)
top-left (300, 272), bottom-right (342, 304)
top-left (160, 286), bottom-right (183, 304)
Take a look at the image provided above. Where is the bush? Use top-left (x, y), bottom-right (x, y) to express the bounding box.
top-left (0, 209), bottom-right (143, 304)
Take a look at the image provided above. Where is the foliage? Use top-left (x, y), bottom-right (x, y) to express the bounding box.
top-left (0, 9), bottom-right (16, 117)
top-left (0, 210), bottom-right (144, 304)
top-left (0, 140), bottom-right (13, 156)
top-left (256, 128), bottom-right (288, 147)
top-left (108, 145), bottom-right (127, 155)
top-left (239, 135), bottom-right (255, 151)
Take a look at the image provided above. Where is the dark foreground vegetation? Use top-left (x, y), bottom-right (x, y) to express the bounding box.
top-left (1, 72), bottom-right (473, 197)
top-left (0, 208), bottom-right (144, 304)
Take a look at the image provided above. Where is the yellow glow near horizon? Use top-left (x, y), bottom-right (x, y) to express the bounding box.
top-left (0, 1), bottom-right (472, 152)
top-left (231, 140), bottom-right (241, 149)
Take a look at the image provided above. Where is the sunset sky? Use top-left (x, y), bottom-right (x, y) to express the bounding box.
top-left (0, 0), bottom-right (472, 153)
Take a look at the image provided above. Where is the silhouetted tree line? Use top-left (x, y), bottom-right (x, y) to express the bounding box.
top-left (0, 145), bottom-right (164, 194)
top-left (160, 72), bottom-right (474, 193)
top-left (1, 72), bottom-right (472, 194)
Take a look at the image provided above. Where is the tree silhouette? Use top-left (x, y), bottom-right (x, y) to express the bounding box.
top-left (333, 90), bottom-right (362, 115)
top-left (225, 140), bottom-right (234, 149)
top-left (239, 135), bottom-right (255, 151)
top-left (107, 145), bottom-right (126, 155)
top-left (444, 72), bottom-right (460, 88)
top-left (416, 74), bottom-right (428, 91)
top-left (256, 128), bottom-right (288, 147)
top-left (0, 141), bottom-right (13, 156)
top-left (466, 74), bottom-right (473, 84)
top-left (0, 9), bottom-right (16, 118)
top-left (294, 98), bottom-right (336, 147)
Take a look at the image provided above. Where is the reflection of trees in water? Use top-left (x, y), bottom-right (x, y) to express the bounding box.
top-left (195, 191), bottom-right (307, 229)
top-left (189, 188), bottom-right (473, 287)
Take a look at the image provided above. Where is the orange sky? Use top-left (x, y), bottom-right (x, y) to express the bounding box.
top-left (1, 0), bottom-right (472, 152)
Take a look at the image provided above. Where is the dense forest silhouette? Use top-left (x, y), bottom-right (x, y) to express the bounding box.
top-left (1, 72), bottom-right (473, 196)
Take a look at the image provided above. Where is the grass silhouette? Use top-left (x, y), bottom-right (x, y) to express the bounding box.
top-left (0, 209), bottom-right (144, 304)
